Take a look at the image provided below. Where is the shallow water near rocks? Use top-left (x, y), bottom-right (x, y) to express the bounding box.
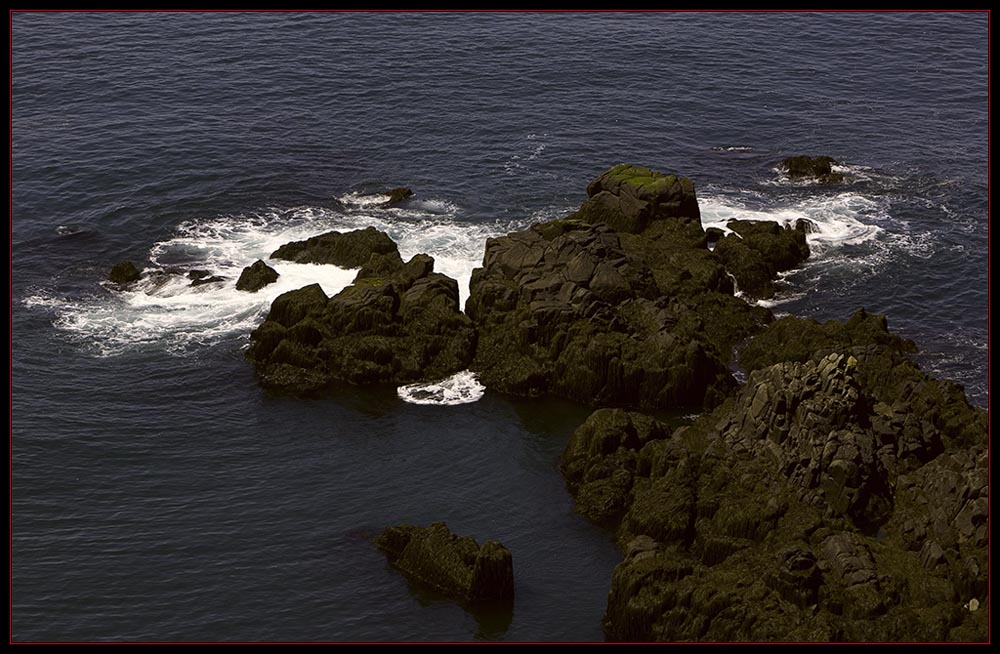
top-left (12, 13), bottom-right (987, 641)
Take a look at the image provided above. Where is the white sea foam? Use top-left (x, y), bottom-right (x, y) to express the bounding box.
top-left (700, 192), bottom-right (884, 256)
top-left (27, 198), bottom-right (527, 357)
top-left (397, 370), bottom-right (486, 405)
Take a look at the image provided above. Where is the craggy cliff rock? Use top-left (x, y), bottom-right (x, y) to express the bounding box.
top-left (236, 259), bottom-right (279, 292)
top-left (270, 225), bottom-right (398, 268)
top-left (375, 522), bottom-right (514, 604)
top-left (561, 310), bottom-right (987, 642)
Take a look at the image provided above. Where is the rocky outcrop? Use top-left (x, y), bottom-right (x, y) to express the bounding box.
top-left (713, 220), bottom-right (810, 299)
top-left (564, 308), bottom-right (988, 642)
top-left (190, 275), bottom-right (225, 287)
top-left (466, 219), bottom-right (740, 409)
top-left (375, 522), bottom-right (514, 604)
top-left (247, 240), bottom-right (475, 393)
top-left (780, 155), bottom-right (845, 184)
top-left (386, 187), bottom-right (414, 204)
top-left (568, 163), bottom-right (702, 236)
top-left (108, 261), bottom-right (142, 285)
top-left (464, 164), bottom-right (817, 411)
top-left (236, 259), bottom-right (279, 292)
top-left (271, 226), bottom-right (399, 268)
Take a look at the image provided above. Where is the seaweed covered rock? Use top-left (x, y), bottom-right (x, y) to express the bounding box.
top-left (567, 309), bottom-right (987, 641)
top-left (270, 226), bottom-right (399, 268)
top-left (466, 219), bottom-right (741, 409)
top-left (375, 522), bottom-right (514, 604)
top-left (781, 155), bottom-right (845, 183)
top-left (568, 163), bottom-right (702, 236)
top-left (236, 259), bottom-right (279, 292)
top-left (713, 220), bottom-right (810, 299)
top-left (108, 261), bottom-right (142, 285)
top-left (247, 245), bottom-right (476, 393)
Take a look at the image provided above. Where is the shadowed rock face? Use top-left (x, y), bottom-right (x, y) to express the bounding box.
top-left (560, 308), bottom-right (987, 642)
top-left (236, 259), bottom-right (279, 292)
top-left (247, 230), bottom-right (475, 394)
top-left (375, 522), bottom-right (514, 604)
top-left (270, 226), bottom-right (399, 268)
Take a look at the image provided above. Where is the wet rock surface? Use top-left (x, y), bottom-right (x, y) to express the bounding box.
top-left (270, 225), bottom-right (399, 268)
top-left (235, 259), bottom-right (279, 292)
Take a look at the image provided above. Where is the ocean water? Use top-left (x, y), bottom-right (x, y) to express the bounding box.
top-left (12, 12), bottom-right (988, 642)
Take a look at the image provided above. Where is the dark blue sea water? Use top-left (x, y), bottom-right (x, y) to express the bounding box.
top-left (12, 12), bottom-right (988, 642)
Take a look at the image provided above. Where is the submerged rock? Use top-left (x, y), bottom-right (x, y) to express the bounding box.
top-left (236, 259), bottom-right (279, 292)
top-left (271, 226), bottom-right (399, 268)
top-left (375, 522), bottom-right (514, 604)
top-left (190, 275), bottom-right (225, 287)
top-left (781, 155), bottom-right (845, 183)
top-left (247, 241), bottom-right (475, 393)
top-left (108, 261), bottom-right (142, 285)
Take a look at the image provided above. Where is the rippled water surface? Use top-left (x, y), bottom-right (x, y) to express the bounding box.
top-left (12, 12), bottom-right (988, 641)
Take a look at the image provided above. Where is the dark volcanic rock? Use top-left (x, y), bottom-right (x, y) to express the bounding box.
top-left (236, 259), bottom-right (280, 292)
top-left (375, 522), bottom-right (514, 604)
top-left (271, 226), bottom-right (399, 268)
top-left (466, 218), bottom-right (743, 409)
top-left (781, 155), bottom-right (845, 183)
top-left (464, 164), bottom-right (791, 411)
top-left (568, 163), bottom-right (702, 235)
top-left (566, 308), bottom-right (988, 642)
top-left (108, 261), bottom-right (142, 285)
top-left (187, 269), bottom-right (211, 281)
top-left (386, 187), bottom-right (414, 204)
top-left (247, 249), bottom-right (476, 393)
top-left (713, 220), bottom-right (810, 299)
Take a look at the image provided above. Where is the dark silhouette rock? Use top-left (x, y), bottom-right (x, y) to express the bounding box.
top-left (781, 155), bottom-right (845, 183)
top-left (375, 522), bottom-right (514, 604)
top-left (187, 269), bottom-right (211, 281)
top-left (108, 261), bottom-right (142, 285)
top-left (236, 260), bottom-right (280, 292)
top-left (386, 187), bottom-right (414, 204)
top-left (271, 226), bottom-right (399, 268)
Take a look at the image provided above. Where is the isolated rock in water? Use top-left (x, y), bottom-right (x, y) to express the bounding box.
top-left (236, 259), bottom-right (280, 292)
top-left (386, 187), bottom-right (414, 204)
top-left (247, 245), bottom-right (476, 393)
top-left (781, 155), bottom-right (845, 183)
top-left (187, 269), bottom-right (211, 281)
top-left (108, 261), bottom-right (142, 285)
top-left (713, 220), bottom-right (810, 299)
top-left (568, 163), bottom-right (701, 235)
top-left (375, 522), bottom-right (514, 603)
top-left (270, 226), bottom-right (399, 268)
top-left (190, 275), bottom-right (225, 287)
